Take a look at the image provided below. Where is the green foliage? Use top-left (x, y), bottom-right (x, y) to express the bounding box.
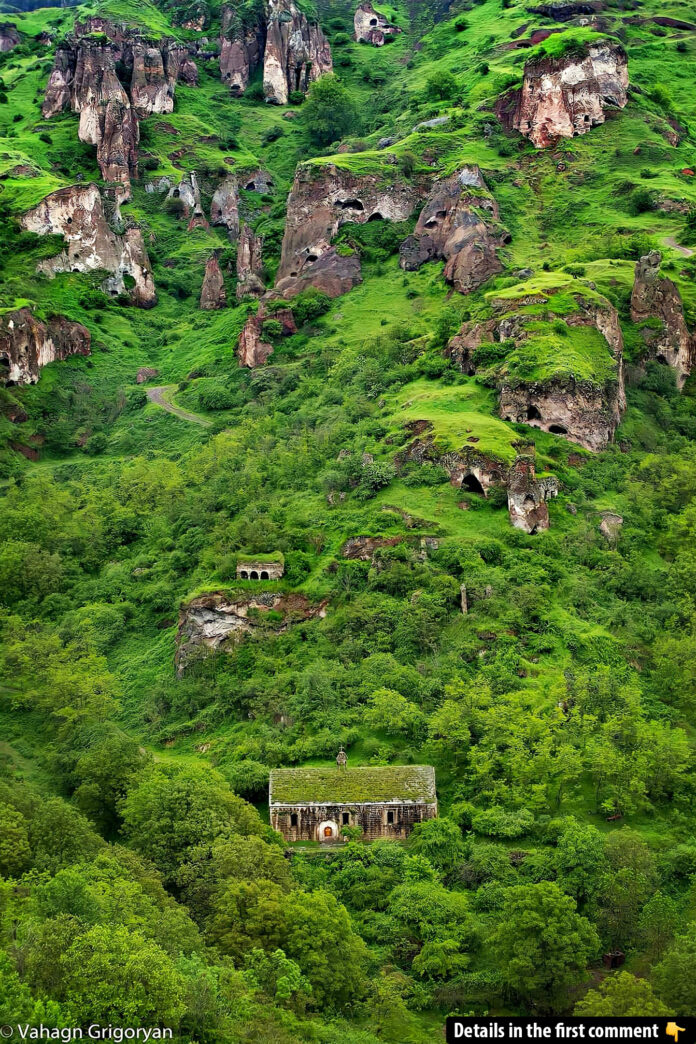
top-left (302, 75), bottom-right (359, 147)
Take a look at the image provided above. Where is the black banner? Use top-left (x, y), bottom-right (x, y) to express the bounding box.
top-left (446, 1019), bottom-right (696, 1044)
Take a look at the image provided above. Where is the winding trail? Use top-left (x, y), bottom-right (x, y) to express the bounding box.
top-left (146, 386), bottom-right (212, 427)
top-left (663, 235), bottom-right (694, 257)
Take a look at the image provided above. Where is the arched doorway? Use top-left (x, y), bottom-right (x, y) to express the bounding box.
top-left (527, 404), bottom-right (542, 421)
top-left (317, 820), bottom-right (339, 842)
top-left (461, 473), bottom-right (484, 495)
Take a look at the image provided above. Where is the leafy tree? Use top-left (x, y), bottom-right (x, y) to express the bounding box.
top-left (575, 972), bottom-right (670, 1016)
top-left (492, 883), bottom-right (600, 1011)
top-left (408, 818), bottom-right (466, 876)
top-left (653, 926), bottom-right (696, 1014)
top-left (302, 75), bottom-right (358, 146)
top-left (0, 802), bottom-right (31, 877)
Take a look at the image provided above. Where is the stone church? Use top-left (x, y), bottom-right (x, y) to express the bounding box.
top-left (269, 753), bottom-right (437, 842)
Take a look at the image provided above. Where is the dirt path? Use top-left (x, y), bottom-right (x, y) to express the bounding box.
top-left (663, 235), bottom-right (694, 257)
top-left (146, 386), bottom-right (212, 427)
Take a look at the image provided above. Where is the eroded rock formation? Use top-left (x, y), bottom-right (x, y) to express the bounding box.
top-left (275, 163), bottom-right (420, 298)
top-left (495, 39), bottom-right (628, 148)
top-left (21, 184), bottom-right (156, 308)
top-left (220, 3), bottom-right (265, 95)
top-left (236, 224), bottom-right (265, 299)
top-left (211, 176), bottom-right (240, 237)
top-left (176, 590), bottom-right (328, 673)
top-left (507, 456), bottom-right (558, 533)
top-left (200, 256), bottom-right (227, 310)
top-left (237, 304), bottom-right (296, 367)
top-left (448, 284), bottom-right (625, 451)
top-left (399, 166), bottom-right (508, 294)
top-left (0, 23), bottom-right (20, 52)
top-left (167, 171), bottom-right (209, 229)
top-left (0, 308), bottom-right (90, 385)
top-left (354, 2), bottom-right (401, 45)
top-left (630, 251), bottom-right (694, 387)
top-left (42, 20), bottom-right (199, 192)
top-left (263, 0), bottom-right (332, 105)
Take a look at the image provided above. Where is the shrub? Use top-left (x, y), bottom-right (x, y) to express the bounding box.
top-left (426, 71), bottom-right (458, 101)
top-left (290, 288), bottom-right (332, 325)
top-left (39, 132), bottom-right (52, 144)
top-left (629, 189), bottom-right (655, 215)
top-left (262, 125), bottom-right (283, 144)
top-left (454, 15), bottom-right (468, 30)
top-left (333, 32), bottom-right (351, 45)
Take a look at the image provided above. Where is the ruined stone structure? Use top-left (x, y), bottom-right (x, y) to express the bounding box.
top-left (354, 2), bottom-right (401, 45)
top-left (270, 762), bottom-right (437, 842)
top-left (236, 558), bottom-right (284, 580)
top-left (495, 39), bottom-right (628, 148)
top-left (630, 251), bottom-right (694, 387)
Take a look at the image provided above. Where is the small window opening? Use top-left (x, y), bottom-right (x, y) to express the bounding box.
top-left (342, 812), bottom-right (350, 825)
top-left (290, 812), bottom-right (298, 827)
top-left (387, 810), bottom-right (394, 825)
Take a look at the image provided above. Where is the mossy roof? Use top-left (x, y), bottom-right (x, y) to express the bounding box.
top-left (269, 765), bottom-right (436, 805)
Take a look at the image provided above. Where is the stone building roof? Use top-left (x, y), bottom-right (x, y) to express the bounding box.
top-left (269, 765), bottom-right (436, 805)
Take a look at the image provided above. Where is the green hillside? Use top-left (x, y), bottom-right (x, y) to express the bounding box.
top-left (1, 0), bottom-right (696, 1033)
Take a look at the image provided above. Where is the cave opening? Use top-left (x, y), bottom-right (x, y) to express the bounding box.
top-left (461, 474), bottom-right (484, 495)
top-left (527, 405), bottom-right (542, 421)
top-left (368, 212), bottom-right (383, 222)
top-left (548, 424), bottom-right (568, 435)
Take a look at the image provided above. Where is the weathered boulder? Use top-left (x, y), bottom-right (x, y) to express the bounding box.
top-left (399, 166), bottom-right (508, 294)
top-left (448, 281), bottom-right (625, 451)
top-left (599, 511), bottom-right (623, 544)
top-left (507, 456), bottom-right (558, 533)
top-left (200, 255), bottom-right (227, 310)
top-left (354, 2), bottom-right (401, 45)
top-left (0, 23), bottom-right (20, 52)
top-left (495, 38), bottom-right (628, 148)
top-left (630, 251), bottom-right (694, 387)
top-left (236, 224), bottom-right (265, 299)
top-left (21, 184), bottom-right (156, 308)
top-left (275, 162), bottom-right (420, 298)
top-left (211, 176), bottom-right (240, 237)
top-left (0, 308), bottom-right (90, 385)
top-left (263, 0), bottom-right (332, 105)
top-left (220, 3), bottom-right (265, 95)
top-left (237, 316), bottom-right (274, 368)
top-left (175, 590), bottom-right (328, 673)
top-left (136, 366), bottom-right (159, 383)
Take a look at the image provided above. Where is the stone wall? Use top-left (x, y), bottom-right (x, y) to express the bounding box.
top-left (271, 800), bottom-right (437, 842)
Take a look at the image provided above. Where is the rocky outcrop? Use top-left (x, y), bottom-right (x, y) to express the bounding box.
top-left (236, 225), bottom-right (265, 299)
top-left (263, 0), bottom-right (332, 105)
top-left (630, 251), bottom-right (694, 387)
top-left (495, 39), bottom-right (628, 148)
top-left (507, 456), bottom-right (558, 534)
top-left (167, 171), bottom-right (209, 229)
top-left (21, 184), bottom-right (156, 308)
top-left (200, 255), bottom-right (227, 310)
top-left (0, 309), bottom-right (90, 385)
top-left (397, 432), bottom-right (507, 494)
top-left (0, 23), bottom-right (20, 52)
top-left (220, 3), bottom-right (265, 95)
top-left (211, 176), bottom-right (240, 237)
top-left (237, 304), bottom-right (296, 367)
top-left (599, 511), bottom-right (623, 545)
top-left (175, 590), bottom-right (328, 673)
top-left (448, 284), bottom-right (625, 451)
top-left (342, 535), bottom-right (405, 560)
top-left (42, 22), bottom-right (199, 193)
top-left (136, 366), bottom-right (159, 383)
top-left (275, 163), bottom-right (421, 298)
top-left (354, 2), bottom-right (401, 45)
top-left (399, 166), bottom-right (508, 294)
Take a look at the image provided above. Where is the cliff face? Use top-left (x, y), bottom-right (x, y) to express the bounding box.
top-left (630, 251), bottom-right (694, 387)
top-left (220, 4), bottom-right (265, 95)
top-left (276, 163), bottom-right (421, 298)
top-left (354, 2), bottom-right (401, 45)
top-left (41, 21), bottom-right (199, 193)
top-left (399, 166), bottom-right (508, 294)
top-left (263, 0), bottom-right (332, 105)
top-left (496, 39), bottom-right (628, 148)
top-left (448, 289), bottom-right (625, 451)
top-left (210, 176), bottom-right (240, 238)
top-left (0, 308), bottom-right (91, 385)
top-left (21, 184), bottom-right (156, 308)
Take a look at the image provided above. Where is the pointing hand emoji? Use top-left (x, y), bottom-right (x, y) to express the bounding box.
top-left (666, 1024), bottom-right (686, 1043)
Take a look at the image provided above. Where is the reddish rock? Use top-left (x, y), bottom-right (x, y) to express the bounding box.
top-left (630, 251), bottom-right (694, 387)
top-left (237, 316), bottom-right (274, 368)
top-left (263, 0), bottom-right (332, 105)
top-left (236, 225), bottom-right (265, 299)
top-left (0, 308), bottom-right (90, 385)
top-left (495, 39), bottom-right (628, 148)
top-left (200, 256), bottom-right (227, 310)
top-left (136, 367), bottom-right (159, 383)
top-left (95, 97), bottom-right (139, 187)
top-left (220, 3), bottom-right (265, 95)
top-left (399, 166), bottom-right (508, 295)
